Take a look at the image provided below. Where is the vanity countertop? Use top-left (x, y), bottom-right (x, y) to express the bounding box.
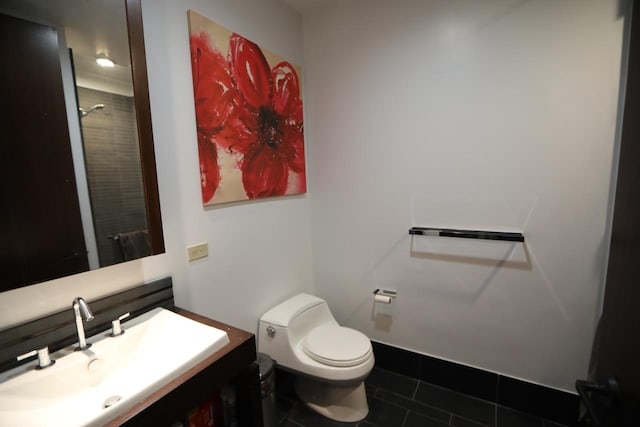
top-left (109, 307), bottom-right (258, 427)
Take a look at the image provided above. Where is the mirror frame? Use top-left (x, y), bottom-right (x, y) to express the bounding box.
top-left (125, 0), bottom-right (164, 255)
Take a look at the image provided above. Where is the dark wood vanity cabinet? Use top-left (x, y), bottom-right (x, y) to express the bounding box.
top-left (116, 309), bottom-right (263, 427)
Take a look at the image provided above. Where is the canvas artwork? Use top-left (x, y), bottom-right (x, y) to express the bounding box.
top-left (187, 10), bottom-right (306, 206)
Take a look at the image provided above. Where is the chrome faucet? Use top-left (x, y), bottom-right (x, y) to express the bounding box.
top-left (72, 297), bottom-right (94, 350)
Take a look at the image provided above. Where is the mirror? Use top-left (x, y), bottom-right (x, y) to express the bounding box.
top-left (0, 0), bottom-right (163, 292)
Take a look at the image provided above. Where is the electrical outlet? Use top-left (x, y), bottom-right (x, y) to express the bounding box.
top-left (187, 242), bottom-right (208, 261)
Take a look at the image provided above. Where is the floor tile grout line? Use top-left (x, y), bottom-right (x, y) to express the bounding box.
top-left (452, 412), bottom-right (490, 427)
top-left (285, 417), bottom-right (305, 427)
top-left (410, 383), bottom-right (497, 425)
top-left (412, 378), bottom-right (420, 400)
top-left (400, 409), bottom-right (410, 427)
top-left (388, 384), bottom-right (483, 425)
top-left (372, 391), bottom-right (453, 426)
top-left (378, 386), bottom-right (455, 422)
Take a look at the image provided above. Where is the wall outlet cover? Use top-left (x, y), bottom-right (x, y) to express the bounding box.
top-left (187, 242), bottom-right (208, 261)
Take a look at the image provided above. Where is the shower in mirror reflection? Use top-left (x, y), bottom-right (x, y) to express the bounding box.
top-left (77, 86), bottom-right (148, 268)
top-left (79, 104), bottom-right (105, 118)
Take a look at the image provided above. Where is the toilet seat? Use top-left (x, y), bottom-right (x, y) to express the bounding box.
top-left (303, 324), bottom-right (372, 367)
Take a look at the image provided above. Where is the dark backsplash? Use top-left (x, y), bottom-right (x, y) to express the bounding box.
top-left (0, 277), bottom-right (173, 373)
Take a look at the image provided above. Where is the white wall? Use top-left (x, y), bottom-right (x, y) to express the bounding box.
top-left (302, 0), bottom-right (626, 392)
top-left (0, 0), bottom-right (312, 334)
top-left (0, 0), bottom-right (628, 396)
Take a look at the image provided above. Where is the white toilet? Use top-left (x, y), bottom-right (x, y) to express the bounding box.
top-left (258, 294), bottom-right (374, 422)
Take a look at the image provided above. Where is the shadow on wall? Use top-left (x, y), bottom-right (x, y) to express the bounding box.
top-left (371, 294), bottom-right (394, 332)
top-left (410, 236), bottom-right (531, 302)
top-left (337, 232), bottom-right (537, 331)
top-left (336, 232), bottom-right (532, 326)
top-left (410, 234), bottom-right (571, 321)
top-left (335, 222), bottom-right (571, 333)
top-left (410, 236), bottom-right (531, 269)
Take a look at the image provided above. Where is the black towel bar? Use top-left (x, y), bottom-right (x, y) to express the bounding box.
top-left (409, 227), bottom-right (524, 242)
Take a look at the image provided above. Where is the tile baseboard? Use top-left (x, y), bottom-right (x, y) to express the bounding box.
top-left (371, 341), bottom-right (579, 426)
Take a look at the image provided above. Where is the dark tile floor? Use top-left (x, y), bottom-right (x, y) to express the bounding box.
top-left (275, 367), bottom-right (566, 427)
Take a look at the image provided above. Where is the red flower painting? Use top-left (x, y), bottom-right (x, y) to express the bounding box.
top-left (188, 11), bottom-right (306, 205)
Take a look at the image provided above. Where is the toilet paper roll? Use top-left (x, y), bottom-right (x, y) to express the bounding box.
top-left (374, 294), bottom-right (392, 304)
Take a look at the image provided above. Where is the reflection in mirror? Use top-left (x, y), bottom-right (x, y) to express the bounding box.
top-left (0, 0), bottom-right (163, 292)
top-left (76, 74), bottom-right (148, 267)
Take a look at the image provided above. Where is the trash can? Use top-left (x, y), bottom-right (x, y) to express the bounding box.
top-left (257, 353), bottom-right (277, 427)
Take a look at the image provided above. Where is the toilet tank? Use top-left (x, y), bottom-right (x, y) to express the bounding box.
top-left (260, 294), bottom-right (325, 327)
top-left (258, 294), bottom-right (337, 364)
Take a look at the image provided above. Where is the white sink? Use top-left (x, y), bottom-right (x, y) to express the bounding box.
top-left (0, 307), bottom-right (229, 427)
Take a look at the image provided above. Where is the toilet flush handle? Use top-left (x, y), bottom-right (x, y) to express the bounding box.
top-left (266, 325), bottom-right (276, 337)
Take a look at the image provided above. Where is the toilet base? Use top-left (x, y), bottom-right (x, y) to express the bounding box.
top-left (294, 376), bottom-right (369, 422)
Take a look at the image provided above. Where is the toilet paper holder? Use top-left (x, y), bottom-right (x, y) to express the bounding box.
top-left (373, 289), bottom-right (397, 299)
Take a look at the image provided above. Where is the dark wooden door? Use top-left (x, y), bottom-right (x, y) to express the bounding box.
top-left (579, 3), bottom-right (640, 426)
top-left (0, 13), bottom-right (89, 289)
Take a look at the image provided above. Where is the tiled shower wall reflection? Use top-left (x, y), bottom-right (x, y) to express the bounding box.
top-left (77, 87), bottom-right (147, 267)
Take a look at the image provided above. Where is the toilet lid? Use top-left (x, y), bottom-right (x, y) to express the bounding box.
top-left (302, 324), bottom-right (372, 367)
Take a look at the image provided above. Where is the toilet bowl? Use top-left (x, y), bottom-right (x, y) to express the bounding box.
top-left (258, 294), bottom-right (374, 422)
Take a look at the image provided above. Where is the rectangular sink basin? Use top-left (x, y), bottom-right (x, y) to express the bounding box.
top-left (0, 307), bottom-right (229, 427)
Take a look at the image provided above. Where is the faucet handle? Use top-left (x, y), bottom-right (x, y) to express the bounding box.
top-left (110, 312), bottom-right (130, 337)
top-left (17, 347), bottom-right (55, 369)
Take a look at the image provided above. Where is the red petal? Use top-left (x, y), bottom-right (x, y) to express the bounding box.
top-left (288, 99), bottom-right (303, 125)
top-left (241, 144), bottom-right (288, 198)
top-left (272, 62), bottom-right (302, 120)
top-left (229, 34), bottom-right (272, 110)
top-left (214, 101), bottom-right (257, 153)
top-left (190, 33), bottom-right (235, 133)
top-left (279, 124), bottom-right (306, 173)
top-left (198, 133), bottom-right (220, 203)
